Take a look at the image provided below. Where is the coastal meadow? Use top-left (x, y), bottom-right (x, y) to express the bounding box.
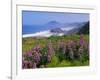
top-left (22, 11), bottom-right (89, 69)
top-left (22, 34), bottom-right (89, 69)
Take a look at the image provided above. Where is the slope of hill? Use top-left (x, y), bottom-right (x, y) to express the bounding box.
top-left (78, 22), bottom-right (89, 34)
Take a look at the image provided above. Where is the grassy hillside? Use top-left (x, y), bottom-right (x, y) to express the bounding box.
top-left (22, 35), bottom-right (89, 52)
top-left (78, 22), bottom-right (89, 34)
top-left (22, 34), bottom-right (89, 69)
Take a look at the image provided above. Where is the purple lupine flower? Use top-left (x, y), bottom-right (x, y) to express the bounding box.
top-left (79, 34), bottom-right (85, 46)
top-left (46, 41), bottom-right (55, 62)
top-left (33, 45), bottom-right (41, 53)
top-left (88, 45), bottom-right (89, 54)
top-left (27, 50), bottom-right (33, 57)
top-left (68, 47), bottom-right (74, 60)
top-left (22, 44), bottom-right (42, 69)
top-left (67, 40), bottom-right (73, 49)
top-left (47, 41), bottom-right (55, 56)
top-left (59, 41), bottom-right (66, 54)
top-left (22, 60), bottom-right (30, 69)
top-left (84, 41), bottom-right (89, 50)
top-left (22, 52), bottom-right (27, 58)
top-left (78, 47), bottom-right (84, 59)
top-left (33, 62), bottom-right (37, 68)
top-left (30, 45), bottom-right (42, 63)
top-left (28, 61), bottom-right (33, 68)
top-left (33, 52), bottom-right (41, 63)
top-left (87, 45), bottom-right (89, 57)
top-left (47, 55), bottom-right (52, 62)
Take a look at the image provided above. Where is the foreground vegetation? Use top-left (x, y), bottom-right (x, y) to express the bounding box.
top-left (22, 34), bottom-right (89, 69)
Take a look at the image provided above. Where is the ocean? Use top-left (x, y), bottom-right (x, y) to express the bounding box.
top-left (22, 25), bottom-right (76, 35)
top-left (22, 25), bottom-right (48, 35)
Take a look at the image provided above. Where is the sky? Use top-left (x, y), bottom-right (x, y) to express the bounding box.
top-left (22, 11), bottom-right (89, 26)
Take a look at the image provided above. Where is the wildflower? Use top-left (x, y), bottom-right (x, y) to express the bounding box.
top-left (33, 62), bottom-right (37, 68)
top-left (22, 60), bottom-right (33, 69)
top-left (47, 41), bottom-right (55, 55)
top-left (47, 55), bottom-right (52, 62)
top-left (79, 34), bottom-right (85, 46)
top-left (68, 48), bottom-right (74, 60)
top-left (33, 52), bottom-right (41, 64)
top-left (78, 47), bottom-right (84, 59)
top-left (27, 50), bottom-right (33, 57)
top-left (59, 41), bottom-right (66, 54)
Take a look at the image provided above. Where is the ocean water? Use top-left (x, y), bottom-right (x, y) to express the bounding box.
top-left (22, 25), bottom-right (47, 35)
top-left (22, 25), bottom-right (62, 35)
top-left (22, 25), bottom-right (75, 35)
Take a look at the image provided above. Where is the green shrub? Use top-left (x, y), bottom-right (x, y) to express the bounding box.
top-left (46, 55), bottom-right (59, 67)
top-left (58, 60), bottom-right (72, 67)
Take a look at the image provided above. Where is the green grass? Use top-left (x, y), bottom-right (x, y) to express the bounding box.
top-left (22, 34), bottom-right (89, 53)
top-left (22, 34), bottom-right (89, 67)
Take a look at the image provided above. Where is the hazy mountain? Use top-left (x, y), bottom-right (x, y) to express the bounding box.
top-left (44, 21), bottom-right (86, 30)
top-left (47, 21), bottom-right (60, 25)
top-left (63, 22), bottom-right (86, 28)
top-left (64, 28), bottom-right (80, 35)
top-left (45, 21), bottom-right (61, 28)
top-left (50, 28), bottom-right (64, 33)
top-left (78, 21), bottom-right (89, 34)
top-left (22, 21), bottom-right (89, 38)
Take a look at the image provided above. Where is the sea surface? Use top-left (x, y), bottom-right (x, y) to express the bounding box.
top-left (22, 25), bottom-right (75, 35)
top-left (22, 25), bottom-right (48, 35)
